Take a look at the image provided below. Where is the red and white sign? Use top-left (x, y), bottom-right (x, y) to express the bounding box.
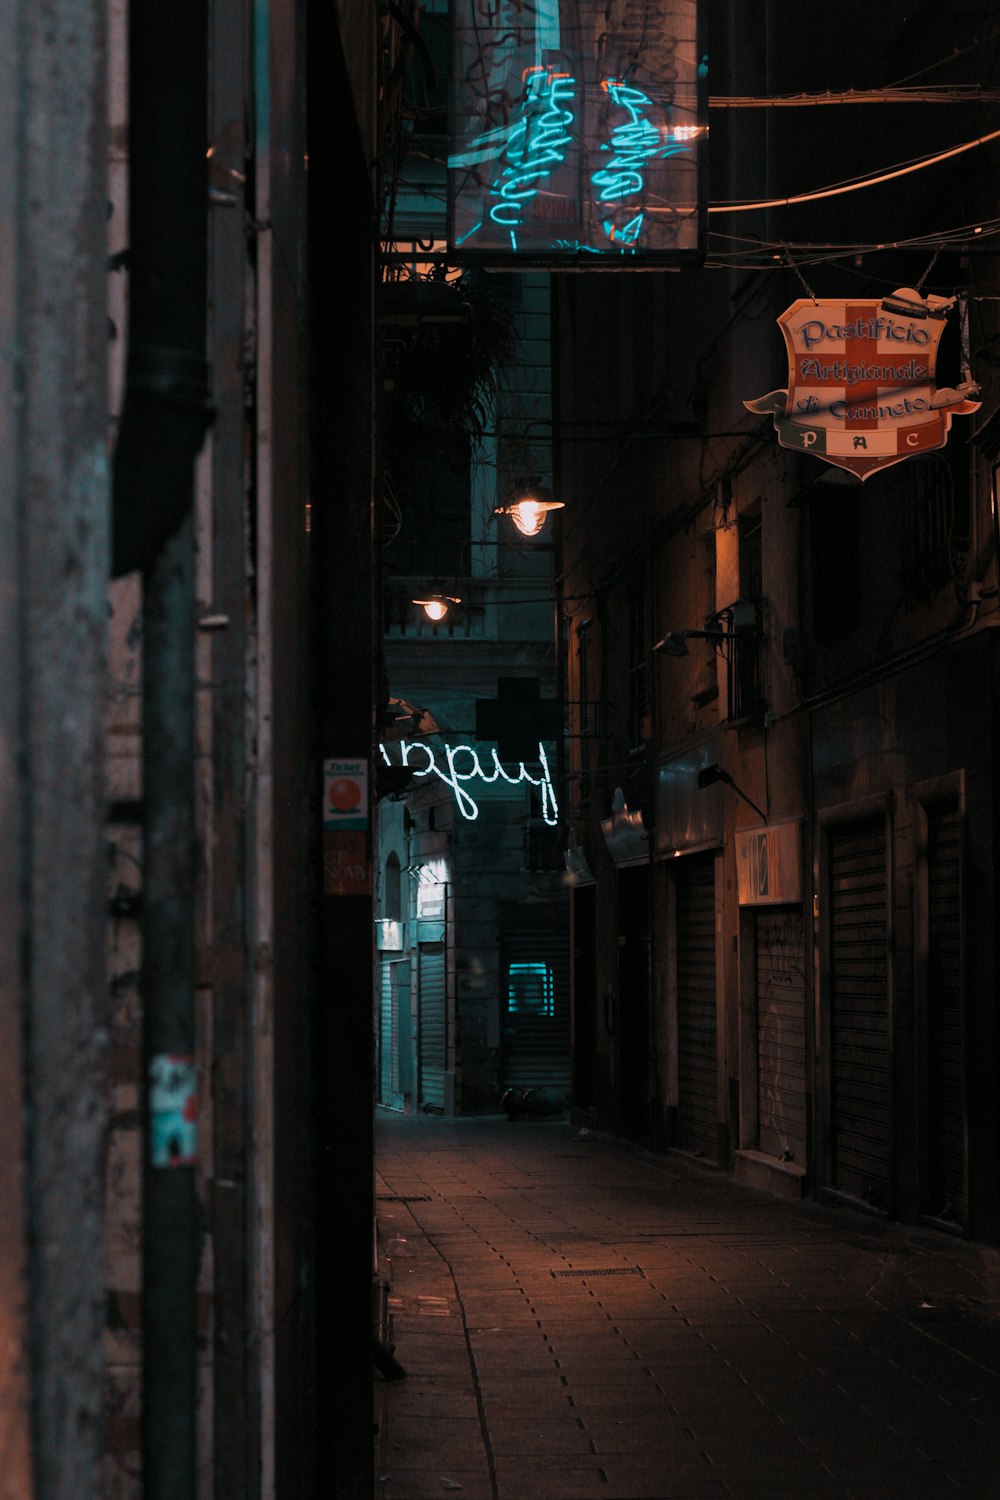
top-left (746, 290), bottom-right (979, 481)
top-left (736, 821), bottom-right (801, 907)
top-left (323, 758), bottom-right (368, 831)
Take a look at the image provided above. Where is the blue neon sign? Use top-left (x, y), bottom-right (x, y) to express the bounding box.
top-left (450, 0), bottom-right (704, 262)
top-left (487, 68), bottom-right (577, 249)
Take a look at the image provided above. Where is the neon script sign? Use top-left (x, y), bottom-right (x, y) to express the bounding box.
top-left (486, 67), bottom-right (577, 247)
top-left (450, 0), bottom-right (703, 261)
top-left (378, 741), bottom-right (559, 826)
top-left (454, 67), bottom-right (691, 253)
top-left (595, 78), bottom-right (690, 248)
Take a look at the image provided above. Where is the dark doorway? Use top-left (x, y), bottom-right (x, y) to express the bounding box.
top-left (500, 908), bottom-right (571, 1104)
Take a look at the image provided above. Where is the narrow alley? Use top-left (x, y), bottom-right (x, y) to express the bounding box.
top-left (375, 1116), bottom-right (1000, 1500)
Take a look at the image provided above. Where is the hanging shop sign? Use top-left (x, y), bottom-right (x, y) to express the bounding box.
top-left (449, 0), bottom-right (705, 264)
top-left (601, 787), bottom-right (649, 865)
top-left (323, 757), bottom-right (370, 896)
top-left (323, 758), bottom-right (368, 831)
top-left (735, 821), bottom-right (801, 907)
top-left (564, 841), bottom-right (595, 885)
top-left (378, 741), bottom-right (559, 826)
top-left (655, 738), bottom-right (724, 856)
top-left (745, 289), bottom-right (980, 481)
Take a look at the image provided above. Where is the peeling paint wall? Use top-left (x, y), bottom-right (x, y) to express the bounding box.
top-left (0, 0), bottom-right (112, 1494)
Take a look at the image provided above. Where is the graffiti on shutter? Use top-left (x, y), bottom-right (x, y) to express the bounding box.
top-left (756, 908), bottom-right (806, 1163)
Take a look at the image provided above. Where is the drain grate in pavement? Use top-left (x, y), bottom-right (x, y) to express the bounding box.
top-left (552, 1266), bottom-right (644, 1279)
top-left (377, 1194), bottom-right (431, 1203)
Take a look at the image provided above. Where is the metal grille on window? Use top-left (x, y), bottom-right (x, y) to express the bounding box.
top-left (729, 513), bottom-right (766, 722)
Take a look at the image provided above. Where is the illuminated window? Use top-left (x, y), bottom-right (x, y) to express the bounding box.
top-left (507, 962), bottom-right (555, 1018)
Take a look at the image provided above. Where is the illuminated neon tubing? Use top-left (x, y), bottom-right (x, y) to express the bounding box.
top-left (378, 741), bottom-right (560, 826)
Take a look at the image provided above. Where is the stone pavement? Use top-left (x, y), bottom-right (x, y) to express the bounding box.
top-left (374, 1115), bottom-right (1000, 1500)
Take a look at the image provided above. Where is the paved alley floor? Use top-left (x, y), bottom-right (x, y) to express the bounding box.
top-left (374, 1115), bottom-right (1000, 1500)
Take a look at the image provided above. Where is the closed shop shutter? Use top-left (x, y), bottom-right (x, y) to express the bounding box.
top-left (830, 820), bottom-right (889, 1205)
top-left (925, 806), bottom-right (964, 1223)
top-left (756, 908), bottom-right (807, 1163)
top-left (676, 852), bottom-right (718, 1157)
top-left (418, 943), bottom-right (447, 1111)
top-left (379, 961), bottom-right (405, 1112)
top-left (501, 927), bottom-right (571, 1098)
top-left (379, 962), bottom-right (393, 1104)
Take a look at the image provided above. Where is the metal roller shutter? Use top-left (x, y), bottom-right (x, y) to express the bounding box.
top-left (501, 927), bottom-right (571, 1098)
top-left (379, 962), bottom-right (393, 1105)
top-left (830, 820), bottom-right (889, 1206)
top-left (676, 852), bottom-right (718, 1157)
top-left (756, 909), bottom-right (807, 1163)
top-left (925, 806), bottom-right (964, 1224)
top-left (379, 961), bottom-right (405, 1112)
top-left (418, 943), bottom-right (447, 1111)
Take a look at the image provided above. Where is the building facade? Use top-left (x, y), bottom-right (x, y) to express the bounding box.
top-left (4, 0), bottom-right (383, 1495)
top-left (557, 0), bottom-right (1000, 1244)
top-left (375, 270), bottom-right (571, 1116)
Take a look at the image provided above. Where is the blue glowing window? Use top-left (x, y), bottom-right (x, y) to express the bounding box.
top-left (508, 962), bottom-right (554, 1018)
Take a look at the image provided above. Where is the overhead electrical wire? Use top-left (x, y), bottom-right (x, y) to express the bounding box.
top-left (709, 86), bottom-right (1000, 107)
top-left (708, 127), bottom-right (1000, 214)
top-left (883, 22), bottom-right (1000, 88)
top-left (704, 216), bottom-right (1000, 273)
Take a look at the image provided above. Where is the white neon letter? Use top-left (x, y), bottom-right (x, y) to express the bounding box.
top-left (536, 744), bottom-right (559, 825)
top-left (440, 744), bottom-right (483, 820)
top-left (398, 741), bottom-right (435, 777)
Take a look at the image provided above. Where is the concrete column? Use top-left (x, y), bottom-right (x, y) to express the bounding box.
top-left (0, 0), bottom-right (110, 1496)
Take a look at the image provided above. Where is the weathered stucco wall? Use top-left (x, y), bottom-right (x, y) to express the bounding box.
top-left (0, 0), bottom-right (111, 1495)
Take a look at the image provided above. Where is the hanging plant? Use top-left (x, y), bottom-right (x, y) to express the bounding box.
top-left (380, 269), bottom-right (519, 469)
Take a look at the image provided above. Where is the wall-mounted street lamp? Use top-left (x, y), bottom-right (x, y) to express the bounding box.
top-left (653, 600), bottom-right (758, 658)
top-left (698, 762), bottom-right (767, 822)
top-left (412, 592), bottom-right (461, 622)
top-left (494, 479), bottom-right (564, 538)
top-left (654, 626), bottom-right (729, 657)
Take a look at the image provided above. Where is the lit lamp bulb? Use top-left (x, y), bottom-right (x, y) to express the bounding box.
top-left (495, 484), bottom-right (565, 538)
top-left (510, 500), bottom-right (546, 537)
top-left (413, 593), bottom-right (461, 622)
